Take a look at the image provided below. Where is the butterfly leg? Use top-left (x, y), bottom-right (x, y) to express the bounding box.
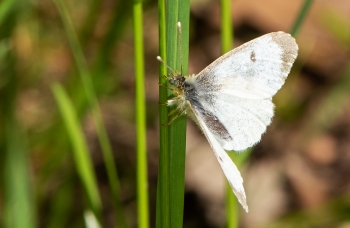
top-left (158, 83), bottom-right (178, 94)
top-left (167, 108), bottom-right (178, 117)
top-left (162, 108), bottom-right (186, 127)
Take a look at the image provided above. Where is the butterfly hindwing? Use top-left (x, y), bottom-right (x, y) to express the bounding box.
top-left (190, 104), bottom-right (249, 212)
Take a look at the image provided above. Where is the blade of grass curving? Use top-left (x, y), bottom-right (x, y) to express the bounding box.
top-left (156, 0), bottom-right (170, 226)
top-left (53, 1), bottom-right (126, 226)
top-left (0, 0), bottom-right (17, 27)
top-left (91, 0), bottom-right (131, 94)
top-left (52, 83), bottom-right (102, 222)
top-left (290, 0), bottom-right (314, 37)
top-left (132, 0), bottom-right (149, 227)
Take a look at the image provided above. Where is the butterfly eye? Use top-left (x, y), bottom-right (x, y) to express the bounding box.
top-left (169, 78), bottom-right (175, 85)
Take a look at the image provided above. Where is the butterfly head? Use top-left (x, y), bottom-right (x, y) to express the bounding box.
top-left (168, 74), bottom-right (185, 89)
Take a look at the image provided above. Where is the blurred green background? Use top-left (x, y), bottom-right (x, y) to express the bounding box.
top-left (1, 0), bottom-right (350, 227)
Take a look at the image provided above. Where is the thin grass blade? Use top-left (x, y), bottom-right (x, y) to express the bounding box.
top-left (132, 0), bottom-right (149, 227)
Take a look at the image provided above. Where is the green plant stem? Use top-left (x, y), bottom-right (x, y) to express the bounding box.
top-left (53, 1), bottom-right (126, 226)
top-left (290, 0), bottom-right (314, 37)
top-left (156, 0), bottom-right (170, 226)
top-left (132, 0), bottom-right (149, 227)
top-left (156, 0), bottom-right (190, 226)
top-left (168, 1), bottom-right (190, 227)
top-left (220, 0), bottom-right (233, 54)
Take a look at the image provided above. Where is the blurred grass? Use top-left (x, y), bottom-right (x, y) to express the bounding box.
top-left (132, 0), bottom-right (149, 226)
top-left (4, 115), bottom-right (36, 228)
top-left (3, 69), bottom-right (36, 228)
top-left (0, 3), bottom-right (36, 227)
top-left (290, 0), bottom-right (314, 37)
top-left (52, 83), bottom-right (102, 222)
top-left (53, 0), bottom-right (126, 226)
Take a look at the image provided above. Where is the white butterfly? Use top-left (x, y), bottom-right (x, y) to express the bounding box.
top-left (158, 23), bottom-right (298, 212)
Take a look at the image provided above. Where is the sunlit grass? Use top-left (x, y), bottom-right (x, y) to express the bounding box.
top-left (156, 0), bottom-right (190, 227)
top-left (132, 0), bottom-right (149, 227)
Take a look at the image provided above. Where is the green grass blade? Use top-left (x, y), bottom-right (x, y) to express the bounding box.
top-left (132, 0), bottom-right (149, 227)
top-left (0, 0), bottom-right (17, 27)
top-left (156, 0), bottom-right (190, 226)
top-left (290, 0), bottom-right (314, 37)
top-left (53, 1), bottom-right (127, 226)
top-left (52, 83), bottom-right (102, 221)
top-left (156, 0), bottom-right (170, 226)
top-left (4, 115), bottom-right (36, 228)
top-left (220, 0), bottom-right (233, 54)
top-left (168, 1), bottom-right (190, 227)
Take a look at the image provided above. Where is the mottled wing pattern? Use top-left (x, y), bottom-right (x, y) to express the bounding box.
top-left (191, 32), bottom-right (298, 151)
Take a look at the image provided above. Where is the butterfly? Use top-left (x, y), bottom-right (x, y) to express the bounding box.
top-left (158, 22), bottom-right (298, 212)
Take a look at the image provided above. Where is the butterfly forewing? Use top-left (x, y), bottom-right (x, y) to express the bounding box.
top-left (196, 32), bottom-right (298, 99)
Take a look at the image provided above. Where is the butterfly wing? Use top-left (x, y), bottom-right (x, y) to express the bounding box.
top-left (195, 32), bottom-right (298, 100)
top-left (188, 32), bottom-right (298, 151)
top-left (190, 104), bottom-right (249, 212)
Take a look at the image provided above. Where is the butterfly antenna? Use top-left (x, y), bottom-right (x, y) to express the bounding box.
top-left (157, 56), bottom-right (176, 76)
top-left (177, 22), bottom-right (183, 75)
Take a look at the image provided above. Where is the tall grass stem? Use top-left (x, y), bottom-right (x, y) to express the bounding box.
top-left (156, 0), bottom-right (170, 226)
top-left (133, 0), bottom-right (150, 227)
